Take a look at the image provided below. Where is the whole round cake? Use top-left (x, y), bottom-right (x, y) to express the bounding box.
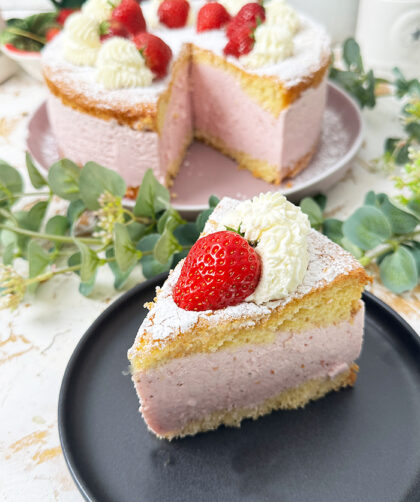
top-left (41, 0), bottom-right (330, 193)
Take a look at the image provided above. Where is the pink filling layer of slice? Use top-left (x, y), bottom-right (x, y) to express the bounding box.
top-left (132, 304), bottom-right (364, 437)
top-left (47, 62), bottom-right (326, 186)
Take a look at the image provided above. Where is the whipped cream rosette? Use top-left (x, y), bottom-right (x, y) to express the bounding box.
top-left (63, 12), bottom-right (101, 66)
top-left (96, 38), bottom-right (154, 89)
top-left (222, 192), bottom-right (311, 303)
top-left (240, 0), bottom-right (301, 69)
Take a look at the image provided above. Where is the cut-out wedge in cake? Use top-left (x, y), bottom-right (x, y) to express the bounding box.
top-left (128, 195), bottom-right (370, 439)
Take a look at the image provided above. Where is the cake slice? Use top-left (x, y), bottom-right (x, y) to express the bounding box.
top-left (128, 195), bottom-right (370, 439)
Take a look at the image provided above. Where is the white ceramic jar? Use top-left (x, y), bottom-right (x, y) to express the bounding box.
top-left (288, 0), bottom-right (360, 43)
top-left (356, 0), bottom-right (420, 78)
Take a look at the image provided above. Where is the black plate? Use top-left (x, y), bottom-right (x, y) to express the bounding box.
top-left (58, 276), bottom-right (420, 502)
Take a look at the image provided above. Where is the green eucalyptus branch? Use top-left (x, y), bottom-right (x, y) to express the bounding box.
top-left (300, 184), bottom-right (420, 294)
top-left (0, 155), bottom-right (215, 309)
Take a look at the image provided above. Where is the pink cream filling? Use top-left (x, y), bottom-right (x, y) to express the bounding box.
top-left (133, 304), bottom-right (364, 436)
top-left (47, 62), bottom-right (326, 186)
top-left (192, 63), bottom-right (327, 171)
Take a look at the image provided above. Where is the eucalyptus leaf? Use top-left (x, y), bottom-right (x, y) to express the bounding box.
top-left (45, 215), bottom-right (70, 248)
top-left (343, 38), bottom-right (363, 73)
top-left (0, 160), bottom-right (23, 207)
top-left (28, 241), bottom-right (51, 293)
top-left (26, 152), bottom-right (47, 189)
top-left (126, 221), bottom-right (148, 243)
top-left (138, 234), bottom-right (173, 279)
top-left (157, 208), bottom-right (185, 234)
top-left (379, 246), bottom-right (418, 294)
top-left (154, 228), bottom-right (182, 264)
top-left (313, 194), bottom-right (327, 212)
top-left (343, 206), bottom-right (392, 250)
top-left (133, 169), bottom-right (170, 218)
top-left (75, 241), bottom-right (99, 282)
top-left (174, 222), bottom-right (199, 246)
top-left (300, 197), bottom-right (323, 229)
top-left (105, 247), bottom-right (135, 290)
top-left (48, 159), bottom-right (81, 201)
top-left (340, 237), bottom-right (364, 259)
top-left (322, 218), bottom-right (343, 244)
top-left (404, 242), bottom-right (420, 278)
top-left (378, 197), bottom-right (418, 234)
top-left (20, 200), bottom-right (48, 232)
top-left (364, 191), bottom-right (377, 206)
top-left (3, 243), bottom-right (15, 265)
top-left (196, 208), bottom-right (213, 233)
top-left (113, 222), bottom-right (141, 272)
top-left (67, 199), bottom-right (85, 225)
top-left (79, 162), bottom-right (126, 210)
top-left (209, 195), bottom-right (220, 208)
top-left (407, 198), bottom-right (420, 219)
top-left (68, 251), bottom-right (97, 296)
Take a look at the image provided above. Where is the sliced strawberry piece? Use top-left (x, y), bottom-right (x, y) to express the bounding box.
top-left (100, 20), bottom-right (130, 41)
top-left (235, 3), bottom-right (265, 26)
top-left (173, 230), bottom-right (261, 311)
top-left (224, 23), bottom-right (254, 57)
top-left (111, 0), bottom-right (146, 35)
top-left (196, 2), bottom-right (231, 32)
top-left (56, 8), bottom-right (78, 26)
top-left (158, 0), bottom-right (190, 29)
top-left (46, 27), bottom-right (61, 42)
top-left (133, 32), bottom-right (173, 79)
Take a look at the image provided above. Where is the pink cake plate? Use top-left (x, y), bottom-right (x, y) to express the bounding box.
top-left (27, 81), bottom-right (363, 215)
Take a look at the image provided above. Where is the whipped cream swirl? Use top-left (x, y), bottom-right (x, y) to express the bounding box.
top-left (240, 0), bottom-right (300, 69)
top-left (82, 0), bottom-right (121, 22)
top-left (96, 37), bottom-right (154, 89)
top-left (63, 12), bottom-right (101, 66)
top-left (221, 192), bottom-right (310, 304)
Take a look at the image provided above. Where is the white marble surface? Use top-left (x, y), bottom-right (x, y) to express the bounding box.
top-left (0, 71), bottom-right (419, 502)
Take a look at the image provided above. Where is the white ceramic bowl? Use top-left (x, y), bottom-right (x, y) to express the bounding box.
top-left (0, 43), bottom-right (43, 81)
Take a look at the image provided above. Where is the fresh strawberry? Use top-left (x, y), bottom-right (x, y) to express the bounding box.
top-left (173, 231), bottom-right (261, 311)
top-left (100, 20), bottom-right (130, 41)
top-left (111, 0), bottom-right (146, 35)
top-left (158, 0), bottom-right (190, 28)
top-left (46, 27), bottom-right (61, 42)
top-left (133, 32), bottom-right (172, 79)
top-left (196, 3), bottom-right (231, 32)
top-left (224, 23), bottom-right (254, 57)
top-left (56, 8), bottom-right (77, 26)
top-left (226, 3), bottom-right (264, 39)
top-left (235, 3), bottom-right (265, 26)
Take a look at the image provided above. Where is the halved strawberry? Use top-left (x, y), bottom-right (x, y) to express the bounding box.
top-left (56, 8), bottom-right (77, 26)
top-left (224, 23), bottom-right (254, 57)
top-left (235, 3), bottom-right (265, 26)
top-left (133, 32), bottom-right (173, 79)
top-left (196, 3), bottom-right (231, 32)
top-left (100, 20), bottom-right (130, 41)
top-left (46, 27), bottom-right (61, 42)
top-left (158, 0), bottom-right (190, 28)
top-left (173, 230), bottom-right (261, 311)
top-left (111, 0), bottom-right (146, 35)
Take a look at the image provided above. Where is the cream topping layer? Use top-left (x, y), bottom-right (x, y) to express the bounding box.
top-left (128, 198), bottom-right (363, 352)
top-left (42, 5), bottom-right (329, 106)
top-left (133, 305), bottom-right (364, 436)
top-left (221, 192), bottom-right (311, 303)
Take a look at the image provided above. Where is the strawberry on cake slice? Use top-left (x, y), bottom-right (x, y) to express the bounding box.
top-left (128, 193), bottom-right (370, 439)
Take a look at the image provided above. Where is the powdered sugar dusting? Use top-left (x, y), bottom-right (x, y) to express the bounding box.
top-left (128, 197), bottom-right (363, 355)
top-left (42, 4), bottom-right (329, 108)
